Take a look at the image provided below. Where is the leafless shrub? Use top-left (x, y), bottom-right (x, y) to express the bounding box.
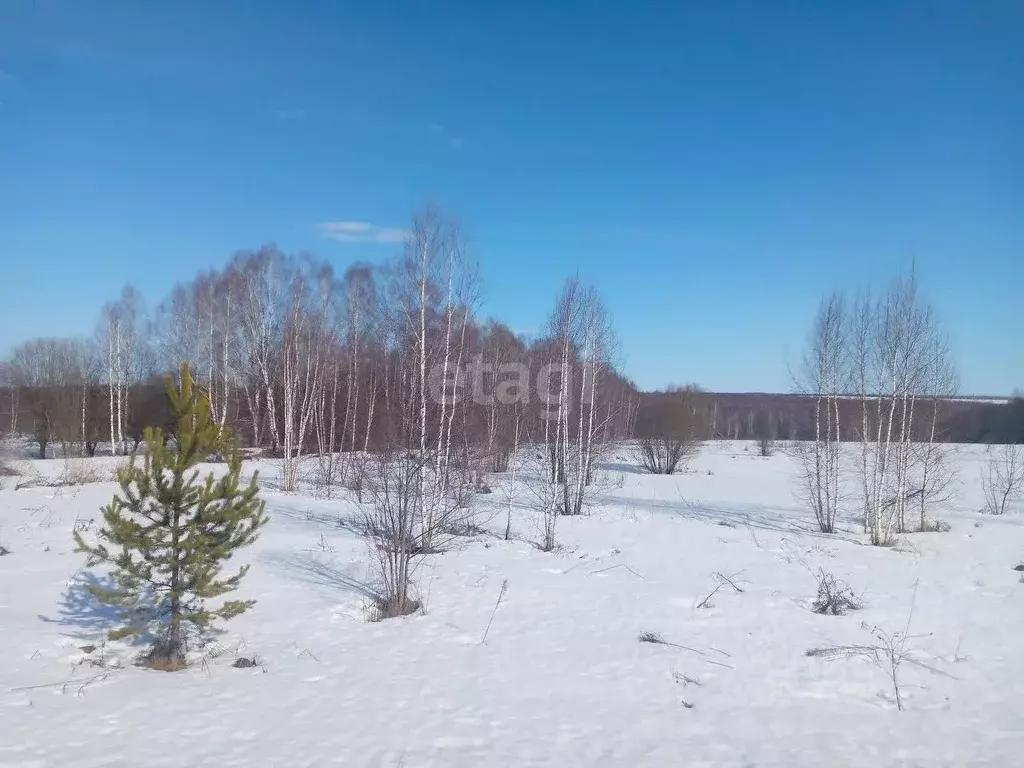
top-left (473, 471), bottom-right (492, 494)
top-left (811, 568), bottom-right (863, 615)
top-left (805, 620), bottom-right (953, 712)
top-left (636, 388), bottom-right (703, 474)
top-left (345, 453), bottom-right (370, 503)
top-left (805, 581), bottom-right (953, 710)
top-left (310, 453), bottom-right (342, 499)
top-left (522, 451), bottom-right (559, 551)
top-left (906, 421), bottom-right (958, 532)
top-left (359, 449), bottom-right (422, 620)
top-left (981, 443), bottom-right (1024, 516)
top-left (10, 466), bottom-right (42, 489)
top-left (448, 465), bottom-right (480, 511)
top-left (55, 457), bottom-right (104, 486)
top-left (918, 518), bottom-right (950, 533)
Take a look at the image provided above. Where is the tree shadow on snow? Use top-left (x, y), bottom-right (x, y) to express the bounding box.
top-left (637, 496), bottom-right (822, 535)
top-left (37, 571), bottom-right (153, 646)
top-left (268, 500), bottom-right (363, 532)
top-left (262, 550), bottom-right (381, 603)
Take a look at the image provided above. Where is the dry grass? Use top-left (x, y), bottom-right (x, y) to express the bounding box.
top-left (56, 458), bottom-right (106, 486)
top-left (811, 569), bottom-right (863, 615)
top-left (368, 595), bottom-right (422, 622)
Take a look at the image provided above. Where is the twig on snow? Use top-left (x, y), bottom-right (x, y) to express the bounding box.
top-left (590, 563), bottom-right (644, 579)
top-left (695, 582), bottom-right (724, 609)
top-left (715, 570), bottom-right (745, 593)
top-left (481, 579), bottom-right (509, 645)
top-left (638, 631), bottom-right (735, 669)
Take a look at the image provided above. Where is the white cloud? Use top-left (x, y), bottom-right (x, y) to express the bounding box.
top-left (317, 220), bottom-right (408, 244)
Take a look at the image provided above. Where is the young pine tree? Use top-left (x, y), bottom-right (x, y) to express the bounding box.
top-left (75, 362), bottom-right (268, 670)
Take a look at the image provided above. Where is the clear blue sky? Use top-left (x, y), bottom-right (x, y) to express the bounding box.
top-left (1, 1), bottom-right (1021, 393)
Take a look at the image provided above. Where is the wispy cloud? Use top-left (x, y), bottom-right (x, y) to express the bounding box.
top-left (317, 220), bottom-right (408, 244)
top-left (0, 69), bottom-right (14, 83)
top-left (428, 122), bottom-right (465, 149)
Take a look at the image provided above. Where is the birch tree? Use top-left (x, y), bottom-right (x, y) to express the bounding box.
top-left (795, 292), bottom-right (846, 533)
top-left (100, 286), bottom-right (146, 456)
top-left (235, 247), bottom-right (287, 454)
top-left (982, 443), bottom-right (1024, 516)
top-left (846, 271), bottom-right (954, 544)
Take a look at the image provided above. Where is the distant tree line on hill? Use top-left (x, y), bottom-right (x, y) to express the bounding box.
top-left (3, 359), bottom-right (1018, 464)
top-left (2, 362), bottom-right (1019, 463)
top-left (680, 391), bottom-right (1024, 445)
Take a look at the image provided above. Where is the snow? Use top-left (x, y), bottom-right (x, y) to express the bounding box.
top-left (2, 442), bottom-right (1023, 767)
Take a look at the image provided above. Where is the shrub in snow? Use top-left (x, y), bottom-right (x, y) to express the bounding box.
top-left (0, 457), bottom-right (19, 489)
top-left (919, 518), bottom-right (951, 533)
top-left (359, 449), bottom-right (424, 620)
top-left (981, 444), bottom-right (1024, 516)
top-left (638, 631), bottom-right (667, 645)
top-left (635, 388), bottom-right (702, 475)
top-left (56, 457), bottom-right (104, 486)
top-left (75, 363), bottom-right (268, 671)
top-left (811, 569), bottom-right (863, 615)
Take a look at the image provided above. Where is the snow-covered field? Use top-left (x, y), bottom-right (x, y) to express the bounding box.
top-left (2, 442), bottom-right (1023, 767)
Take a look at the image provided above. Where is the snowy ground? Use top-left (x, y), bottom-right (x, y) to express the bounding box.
top-left (2, 442), bottom-right (1023, 767)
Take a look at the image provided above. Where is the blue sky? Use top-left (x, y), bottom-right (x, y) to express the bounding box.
top-left (1, 1), bottom-right (1021, 393)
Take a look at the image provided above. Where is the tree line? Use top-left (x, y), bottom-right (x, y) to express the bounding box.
top-left (0, 206), bottom-right (637, 485)
top-left (680, 391), bottom-right (1024, 445)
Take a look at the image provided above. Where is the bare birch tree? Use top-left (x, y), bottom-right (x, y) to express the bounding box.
top-left (846, 270), bottom-right (954, 544)
top-left (908, 330), bottom-right (959, 530)
top-left (982, 443), bottom-right (1024, 515)
top-left (795, 292), bottom-right (846, 533)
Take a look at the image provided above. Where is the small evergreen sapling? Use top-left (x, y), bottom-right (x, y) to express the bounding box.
top-left (75, 363), bottom-right (268, 670)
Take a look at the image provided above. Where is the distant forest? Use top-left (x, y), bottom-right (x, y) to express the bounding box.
top-left (2, 382), bottom-right (1020, 460)
top-left (689, 391), bottom-right (1024, 445)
